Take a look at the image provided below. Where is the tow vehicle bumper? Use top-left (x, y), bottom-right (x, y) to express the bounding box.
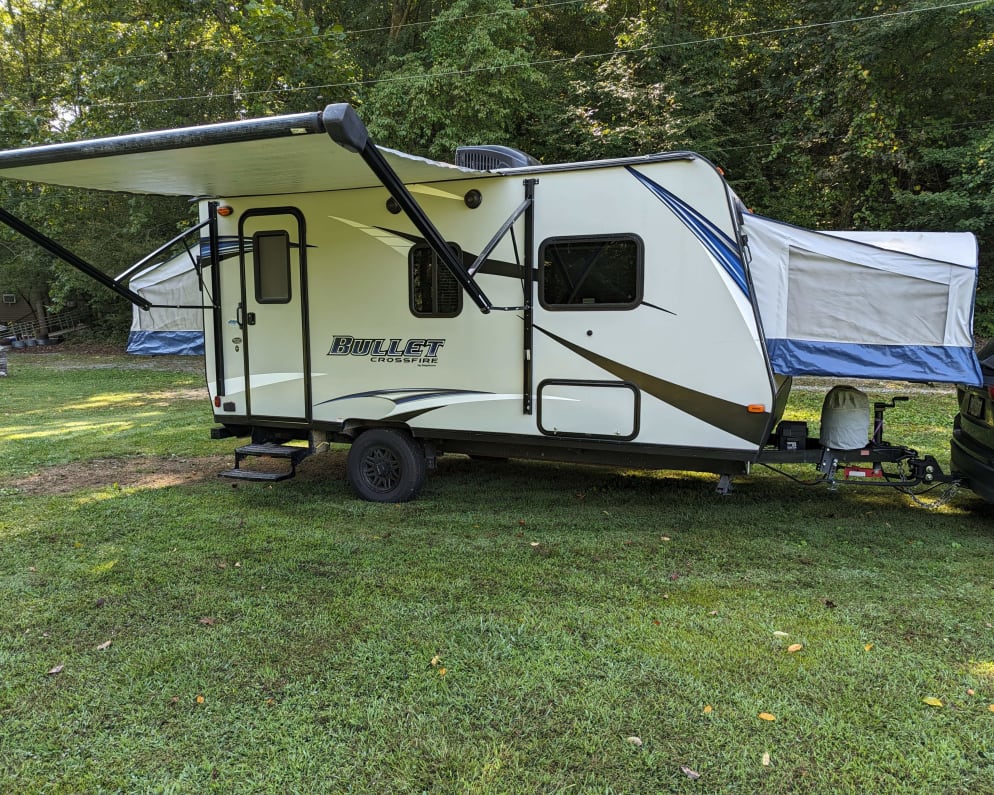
top-left (951, 415), bottom-right (994, 502)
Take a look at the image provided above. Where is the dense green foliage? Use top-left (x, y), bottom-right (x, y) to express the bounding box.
top-left (1, 1), bottom-right (993, 331)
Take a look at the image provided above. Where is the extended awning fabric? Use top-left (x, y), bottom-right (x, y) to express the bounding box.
top-left (0, 111), bottom-right (488, 197)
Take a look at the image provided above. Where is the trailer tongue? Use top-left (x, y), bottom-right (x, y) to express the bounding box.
top-left (754, 391), bottom-right (956, 501)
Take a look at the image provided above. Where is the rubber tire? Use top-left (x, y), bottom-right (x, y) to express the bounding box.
top-left (347, 429), bottom-right (426, 503)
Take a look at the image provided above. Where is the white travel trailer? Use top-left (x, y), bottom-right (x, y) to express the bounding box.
top-left (0, 104), bottom-right (985, 501)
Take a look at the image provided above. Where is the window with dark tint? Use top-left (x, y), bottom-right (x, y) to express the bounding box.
top-left (253, 230), bottom-right (291, 303)
top-left (540, 235), bottom-right (642, 309)
top-left (410, 243), bottom-right (462, 317)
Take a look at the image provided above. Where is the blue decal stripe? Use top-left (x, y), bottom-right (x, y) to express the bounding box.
top-left (629, 167), bottom-right (745, 291)
top-left (767, 338), bottom-right (982, 386)
top-left (200, 235), bottom-right (242, 262)
top-left (627, 167), bottom-right (748, 295)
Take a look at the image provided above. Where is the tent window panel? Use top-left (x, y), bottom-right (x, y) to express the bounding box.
top-left (253, 230), bottom-right (291, 304)
top-left (410, 244), bottom-right (462, 318)
top-left (786, 248), bottom-right (948, 345)
top-left (540, 235), bottom-right (643, 309)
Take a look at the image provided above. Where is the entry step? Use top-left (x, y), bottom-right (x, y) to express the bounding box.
top-left (235, 443), bottom-right (311, 462)
top-left (219, 467), bottom-right (296, 482)
top-left (219, 442), bottom-right (312, 483)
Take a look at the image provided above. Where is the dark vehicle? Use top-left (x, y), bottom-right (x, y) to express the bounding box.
top-left (952, 340), bottom-right (994, 502)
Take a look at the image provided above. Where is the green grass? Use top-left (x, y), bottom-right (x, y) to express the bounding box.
top-left (0, 352), bottom-right (215, 480)
top-left (2, 352), bottom-right (994, 793)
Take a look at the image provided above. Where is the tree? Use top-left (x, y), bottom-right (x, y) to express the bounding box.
top-left (3, 0), bottom-right (994, 337)
top-left (0, 0), bottom-right (358, 336)
top-left (551, 0), bottom-right (748, 161)
top-left (361, 0), bottom-right (547, 161)
top-left (900, 128), bottom-right (994, 334)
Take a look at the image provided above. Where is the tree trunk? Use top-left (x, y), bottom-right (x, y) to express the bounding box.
top-left (27, 287), bottom-right (49, 339)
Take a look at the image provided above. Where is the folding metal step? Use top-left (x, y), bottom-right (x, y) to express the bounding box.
top-left (219, 467), bottom-right (295, 482)
top-left (219, 442), bottom-right (311, 483)
top-left (235, 443), bottom-right (312, 461)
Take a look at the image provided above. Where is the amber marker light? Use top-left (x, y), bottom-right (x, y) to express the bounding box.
top-left (217, 206), bottom-right (233, 217)
top-left (747, 404), bottom-right (766, 414)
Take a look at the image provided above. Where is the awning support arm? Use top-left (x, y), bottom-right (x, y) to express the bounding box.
top-left (145, 304), bottom-right (213, 310)
top-left (0, 206), bottom-right (151, 310)
top-left (320, 103), bottom-right (492, 314)
top-left (115, 218), bottom-right (211, 283)
top-left (522, 178), bottom-right (537, 415)
top-left (205, 201), bottom-right (225, 398)
top-left (467, 196), bottom-right (532, 277)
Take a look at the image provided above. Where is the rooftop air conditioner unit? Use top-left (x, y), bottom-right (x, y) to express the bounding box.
top-left (455, 145), bottom-right (540, 171)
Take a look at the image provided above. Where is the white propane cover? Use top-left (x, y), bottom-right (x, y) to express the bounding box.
top-left (820, 386), bottom-right (869, 450)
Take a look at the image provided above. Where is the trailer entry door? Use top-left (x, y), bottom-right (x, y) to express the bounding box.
top-left (238, 208), bottom-right (309, 421)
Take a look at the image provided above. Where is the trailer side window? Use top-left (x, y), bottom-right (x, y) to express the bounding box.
top-left (410, 244), bottom-right (462, 318)
top-left (540, 235), bottom-right (642, 309)
top-left (253, 230), bottom-right (291, 303)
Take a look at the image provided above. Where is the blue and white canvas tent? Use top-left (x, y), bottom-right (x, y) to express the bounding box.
top-left (743, 213), bottom-right (981, 385)
top-left (122, 248), bottom-right (205, 355)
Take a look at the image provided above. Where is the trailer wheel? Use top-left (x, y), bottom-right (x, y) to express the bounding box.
top-left (347, 429), bottom-right (426, 502)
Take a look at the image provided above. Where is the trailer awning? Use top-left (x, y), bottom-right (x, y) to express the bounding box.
top-left (0, 111), bottom-right (488, 197)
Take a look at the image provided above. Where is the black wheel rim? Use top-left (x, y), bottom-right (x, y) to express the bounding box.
top-left (360, 445), bottom-right (402, 493)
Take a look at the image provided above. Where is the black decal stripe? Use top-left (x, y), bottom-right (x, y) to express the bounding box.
top-left (388, 406), bottom-right (443, 423)
top-left (378, 227), bottom-right (421, 245)
top-left (392, 389), bottom-right (490, 405)
top-left (642, 301), bottom-right (677, 316)
top-left (470, 256), bottom-right (524, 280)
top-left (378, 226), bottom-right (522, 279)
top-left (535, 326), bottom-right (769, 444)
top-left (315, 388), bottom-right (490, 408)
top-left (314, 388), bottom-right (407, 407)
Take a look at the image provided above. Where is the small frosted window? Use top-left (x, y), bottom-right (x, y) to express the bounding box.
top-left (254, 230), bottom-right (291, 304)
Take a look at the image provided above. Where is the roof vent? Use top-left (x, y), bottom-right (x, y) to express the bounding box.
top-left (455, 145), bottom-right (540, 171)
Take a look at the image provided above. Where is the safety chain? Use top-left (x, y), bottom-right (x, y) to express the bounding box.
top-left (901, 480), bottom-right (962, 510)
top-left (889, 458), bottom-right (963, 509)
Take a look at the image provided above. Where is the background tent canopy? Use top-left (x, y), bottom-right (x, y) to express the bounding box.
top-left (122, 244), bottom-right (207, 356)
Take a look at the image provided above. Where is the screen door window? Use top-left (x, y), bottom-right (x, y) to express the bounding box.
top-left (253, 230), bottom-right (291, 304)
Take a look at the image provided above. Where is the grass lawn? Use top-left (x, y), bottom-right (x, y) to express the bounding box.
top-left (1, 350), bottom-right (993, 793)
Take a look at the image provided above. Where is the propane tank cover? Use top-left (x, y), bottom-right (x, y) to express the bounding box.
top-left (820, 386), bottom-right (869, 450)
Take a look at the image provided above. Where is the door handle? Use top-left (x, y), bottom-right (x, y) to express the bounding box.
top-left (236, 305), bottom-right (257, 328)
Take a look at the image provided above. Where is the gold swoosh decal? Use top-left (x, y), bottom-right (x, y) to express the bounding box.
top-left (535, 326), bottom-right (770, 444)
